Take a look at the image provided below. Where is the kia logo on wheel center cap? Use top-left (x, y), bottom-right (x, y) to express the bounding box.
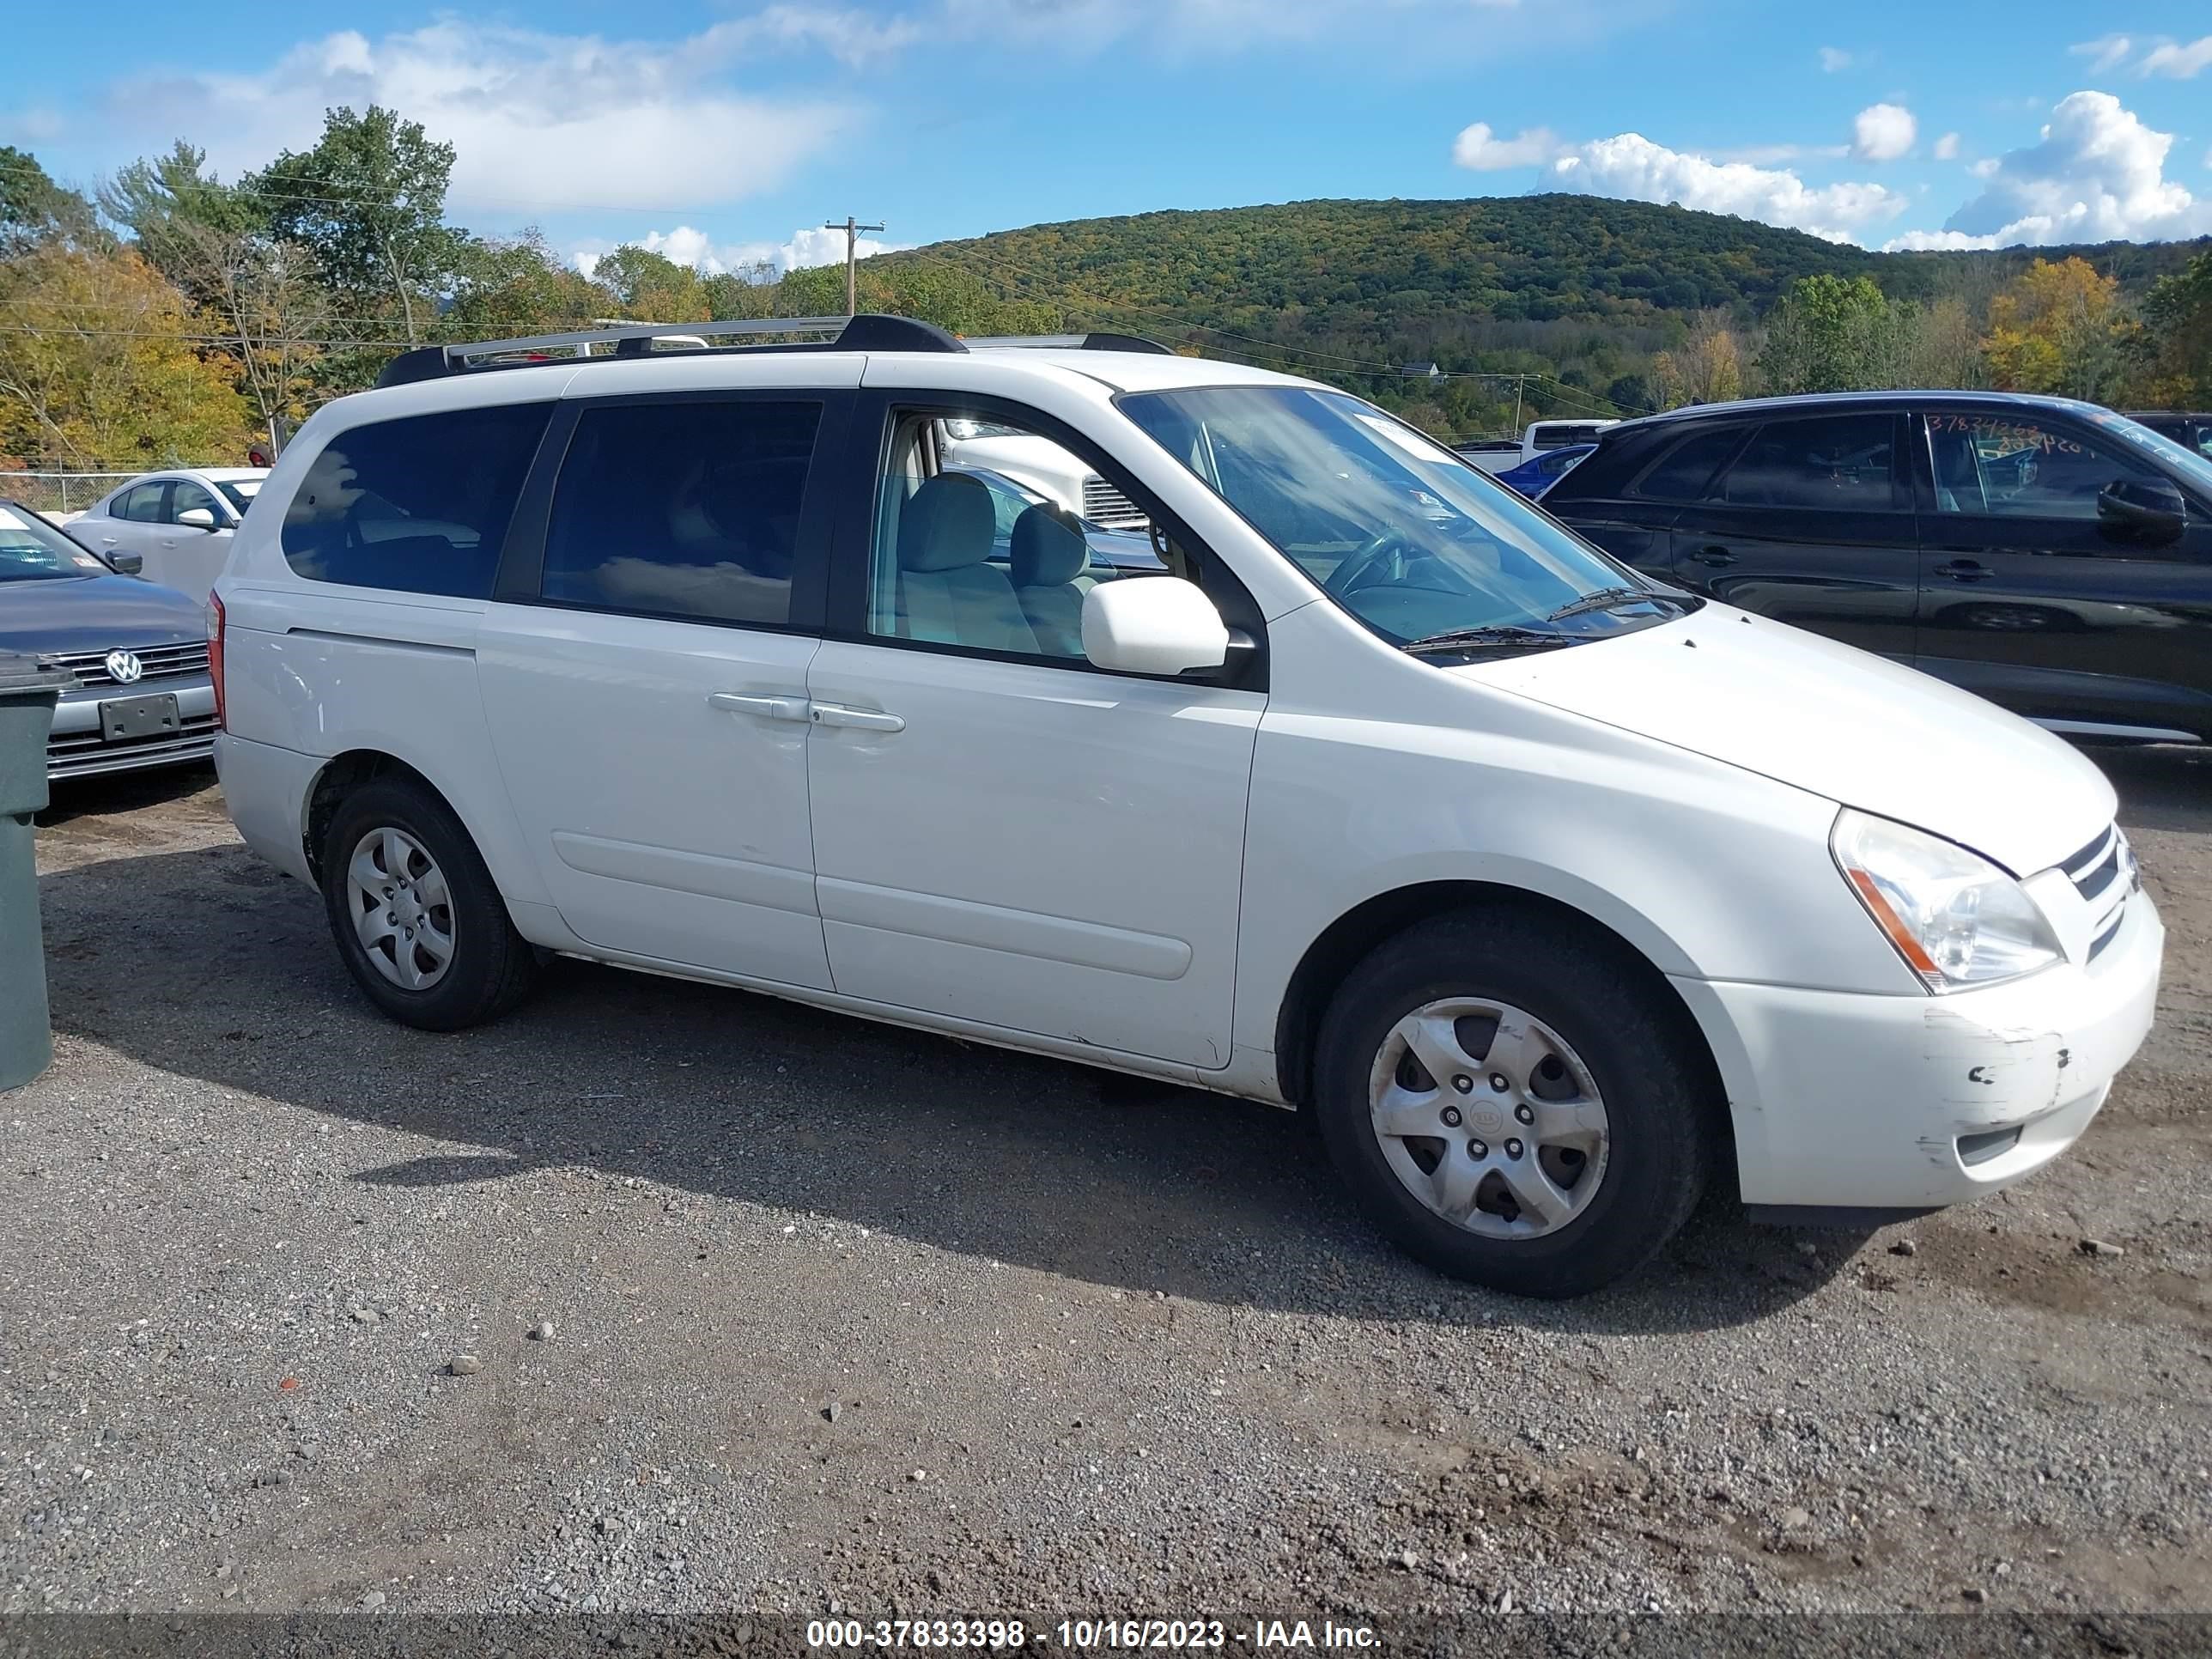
top-left (105, 650), bottom-right (144, 684)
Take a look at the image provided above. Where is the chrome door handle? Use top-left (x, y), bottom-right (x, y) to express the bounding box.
top-left (708, 692), bottom-right (811, 722)
top-left (810, 702), bottom-right (905, 733)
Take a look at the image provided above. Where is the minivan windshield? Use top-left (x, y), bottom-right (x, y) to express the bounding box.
top-left (1119, 386), bottom-right (1688, 654)
top-left (0, 503), bottom-right (108, 581)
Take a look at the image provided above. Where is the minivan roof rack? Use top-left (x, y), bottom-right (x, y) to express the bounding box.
top-left (375, 313), bottom-right (965, 388)
top-left (959, 331), bottom-right (1175, 356)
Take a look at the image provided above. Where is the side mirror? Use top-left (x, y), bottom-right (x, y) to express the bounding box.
top-left (107, 551), bottom-right (144, 575)
top-left (1082, 577), bottom-right (1229, 676)
top-left (2097, 477), bottom-right (2185, 544)
top-left (176, 507), bottom-right (219, 531)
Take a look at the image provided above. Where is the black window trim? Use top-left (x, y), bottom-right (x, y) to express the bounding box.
top-left (820, 388), bottom-right (1268, 694)
top-left (492, 387), bottom-right (848, 636)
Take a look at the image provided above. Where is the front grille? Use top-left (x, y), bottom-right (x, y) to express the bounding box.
top-left (1080, 475), bottom-right (1148, 531)
top-left (47, 712), bottom-right (218, 780)
top-left (40, 641), bottom-right (210, 688)
top-left (2061, 823), bottom-right (2138, 963)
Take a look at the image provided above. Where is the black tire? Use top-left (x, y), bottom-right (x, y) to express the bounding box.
top-left (1312, 908), bottom-right (1717, 1297)
top-left (319, 776), bottom-right (538, 1031)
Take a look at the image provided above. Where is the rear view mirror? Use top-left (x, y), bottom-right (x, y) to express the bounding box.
top-left (2098, 477), bottom-right (2185, 544)
top-left (107, 551), bottom-right (144, 575)
top-left (176, 507), bottom-right (218, 531)
top-left (1082, 577), bottom-right (1229, 676)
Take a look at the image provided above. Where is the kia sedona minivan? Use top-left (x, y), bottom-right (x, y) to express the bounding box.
top-left (211, 318), bottom-right (2162, 1297)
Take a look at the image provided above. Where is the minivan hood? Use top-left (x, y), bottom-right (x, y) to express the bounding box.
top-left (1460, 604), bottom-right (2115, 878)
top-left (0, 574), bottom-right (207, 659)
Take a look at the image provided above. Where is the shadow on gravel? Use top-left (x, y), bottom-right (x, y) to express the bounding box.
top-left (35, 762), bottom-right (218, 829)
top-left (41, 843), bottom-right (1860, 1334)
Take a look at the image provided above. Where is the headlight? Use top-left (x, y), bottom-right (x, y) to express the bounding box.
top-left (1831, 808), bottom-right (2063, 993)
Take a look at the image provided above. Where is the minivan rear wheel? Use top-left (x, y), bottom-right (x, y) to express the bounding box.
top-left (1313, 910), bottom-right (1714, 1297)
top-left (320, 777), bottom-right (538, 1031)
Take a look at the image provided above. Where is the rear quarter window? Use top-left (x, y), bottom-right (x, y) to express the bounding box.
top-left (281, 404), bottom-right (551, 598)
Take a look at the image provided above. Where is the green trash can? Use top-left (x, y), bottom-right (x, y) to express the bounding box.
top-left (0, 654), bottom-right (69, 1091)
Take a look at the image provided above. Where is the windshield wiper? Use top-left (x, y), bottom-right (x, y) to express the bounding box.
top-left (1546, 585), bottom-right (1673, 622)
top-left (1402, 624), bottom-right (1573, 656)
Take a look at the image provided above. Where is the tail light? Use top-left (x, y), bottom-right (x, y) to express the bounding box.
top-left (208, 592), bottom-right (228, 729)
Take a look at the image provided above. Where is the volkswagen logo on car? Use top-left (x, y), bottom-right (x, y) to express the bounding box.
top-left (104, 650), bottom-right (144, 684)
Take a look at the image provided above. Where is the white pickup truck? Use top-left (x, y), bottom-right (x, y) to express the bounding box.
top-left (1455, 419), bottom-right (1619, 477)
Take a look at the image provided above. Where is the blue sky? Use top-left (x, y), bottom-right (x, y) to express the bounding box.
top-left (4, 1), bottom-right (2209, 275)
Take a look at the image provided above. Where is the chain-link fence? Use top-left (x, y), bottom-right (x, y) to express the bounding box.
top-left (2, 472), bottom-right (145, 520)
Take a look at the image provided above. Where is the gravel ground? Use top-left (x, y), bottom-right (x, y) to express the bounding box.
top-left (3, 750), bottom-right (2209, 1627)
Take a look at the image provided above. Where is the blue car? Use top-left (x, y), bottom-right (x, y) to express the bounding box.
top-left (1496, 443), bottom-right (1596, 501)
top-left (0, 499), bottom-right (217, 781)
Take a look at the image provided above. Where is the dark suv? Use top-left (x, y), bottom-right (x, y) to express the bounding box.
top-left (1542, 392), bottom-right (2212, 744)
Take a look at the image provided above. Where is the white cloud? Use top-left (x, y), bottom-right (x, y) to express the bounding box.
top-left (1819, 46), bottom-right (1854, 72)
top-left (1931, 89), bottom-right (2211, 246)
top-left (101, 16), bottom-right (864, 214)
top-left (1538, 134), bottom-right (1909, 243)
top-left (1852, 103), bottom-right (1917, 161)
top-left (2067, 32), bottom-right (2212, 77)
top-left (1882, 228), bottom-right (2001, 252)
top-left (1449, 123), bottom-right (1559, 170)
top-left (2069, 34), bottom-right (2133, 72)
top-left (2141, 35), bottom-right (2212, 79)
top-left (1933, 131), bottom-right (1961, 161)
top-left (574, 223), bottom-right (902, 281)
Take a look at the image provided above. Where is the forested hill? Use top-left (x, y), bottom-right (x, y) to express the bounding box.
top-left (860, 194), bottom-right (2206, 412)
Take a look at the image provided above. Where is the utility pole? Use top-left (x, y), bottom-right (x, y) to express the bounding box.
top-left (823, 216), bottom-right (885, 315)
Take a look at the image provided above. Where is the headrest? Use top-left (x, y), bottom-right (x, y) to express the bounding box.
top-left (1010, 503), bottom-right (1090, 587)
top-left (900, 474), bottom-right (994, 572)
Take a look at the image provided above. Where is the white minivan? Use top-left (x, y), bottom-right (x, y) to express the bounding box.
top-left (210, 316), bottom-right (2162, 1297)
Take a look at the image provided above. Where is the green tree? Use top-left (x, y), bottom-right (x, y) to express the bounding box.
top-left (1757, 275), bottom-right (1905, 393)
top-left (0, 146), bottom-right (96, 255)
top-left (446, 231), bottom-right (613, 337)
top-left (248, 106), bottom-right (464, 343)
top-left (102, 142), bottom-right (330, 440)
top-left (590, 246), bottom-right (709, 322)
top-left (2131, 250), bottom-right (2212, 407)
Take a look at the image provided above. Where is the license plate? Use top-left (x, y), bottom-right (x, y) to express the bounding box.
top-left (99, 692), bottom-right (181, 742)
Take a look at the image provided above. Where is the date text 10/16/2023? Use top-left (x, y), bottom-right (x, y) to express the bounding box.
top-left (805, 1619), bottom-right (1382, 1649)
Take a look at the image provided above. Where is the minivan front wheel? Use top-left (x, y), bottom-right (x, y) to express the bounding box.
top-left (320, 777), bottom-right (538, 1031)
top-left (1313, 911), bottom-right (1713, 1297)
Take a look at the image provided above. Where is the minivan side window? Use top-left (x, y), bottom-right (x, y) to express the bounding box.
top-left (1711, 413), bottom-right (1898, 511)
top-left (1926, 411), bottom-right (2160, 519)
top-left (866, 410), bottom-right (1166, 661)
top-left (281, 404), bottom-right (550, 599)
top-left (540, 398), bottom-right (823, 627)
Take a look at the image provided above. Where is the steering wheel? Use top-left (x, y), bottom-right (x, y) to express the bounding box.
top-left (1324, 532), bottom-right (1416, 599)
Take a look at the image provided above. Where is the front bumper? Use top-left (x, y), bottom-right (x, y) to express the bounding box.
top-left (1674, 887), bottom-right (2163, 1210)
top-left (48, 676), bottom-right (219, 781)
